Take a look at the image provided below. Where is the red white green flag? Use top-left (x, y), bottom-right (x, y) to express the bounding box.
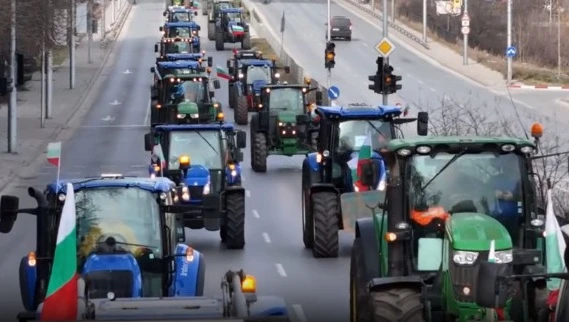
top-left (40, 183), bottom-right (78, 320)
top-left (46, 142), bottom-right (62, 167)
top-left (216, 65), bottom-right (231, 80)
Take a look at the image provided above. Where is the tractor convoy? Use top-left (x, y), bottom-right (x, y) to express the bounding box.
top-left (0, 1), bottom-right (566, 322)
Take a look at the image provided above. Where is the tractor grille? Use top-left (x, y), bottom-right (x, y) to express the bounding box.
top-left (448, 250), bottom-right (489, 303)
top-left (189, 185), bottom-right (204, 200)
top-left (85, 270), bottom-right (133, 299)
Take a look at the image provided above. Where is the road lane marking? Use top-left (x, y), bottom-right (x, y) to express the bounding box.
top-left (275, 263), bottom-right (287, 277)
top-left (429, 87), bottom-right (436, 92)
top-left (417, 79), bottom-right (424, 85)
top-left (262, 232), bottom-right (271, 243)
top-left (252, 209), bottom-right (260, 218)
top-left (246, 190), bottom-right (251, 198)
top-left (362, 42), bottom-right (368, 47)
top-left (144, 99), bottom-right (151, 125)
top-left (292, 304), bottom-right (308, 322)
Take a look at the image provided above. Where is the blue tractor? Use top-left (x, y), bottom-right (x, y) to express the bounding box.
top-left (160, 21), bottom-right (202, 52)
top-left (300, 105), bottom-right (429, 257)
top-left (163, 6), bottom-right (197, 22)
top-left (144, 123), bottom-right (248, 249)
top-left (214, 8), bottom-right (251, 51)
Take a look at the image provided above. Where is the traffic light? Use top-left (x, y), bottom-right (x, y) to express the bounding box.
top-left (368, 56), bottom-right (384, 94)
top-left (324, 42), bottom-right (335, 69)
top-left (382, 64), bottom-right (402, 94)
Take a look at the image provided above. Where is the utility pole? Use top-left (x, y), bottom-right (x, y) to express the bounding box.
top-left (327, 0), bottom-right (331, 88)
top-left (112, 0), bottom-right (116, 25)
top-left (41, 40), bottom-right (46, 128)
top-left (422, 0), bottom-right (427, 42)
top-left (558, 7), bottom-right (562, 80)
top-left (8, 0), bottom-right (17, 153)
top-left (47, 0), bottom-right (53, 119)
top-left (506, 0), bottom-right (512, 84)
top-left (391, 0), bottom-right (395, 23)
top-left (69, 0), bottom-right (76, 89)
top-left (88, 0), bottom-right (93, 64)
top-left (382, 0), bottom-right (388, 105)
top-left (462, 0), bottom-right (469, 65)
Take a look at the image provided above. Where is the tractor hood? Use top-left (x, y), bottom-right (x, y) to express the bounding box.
top-left (276, 110), bottom-right (297, 123)
top-left (251, 79), bottom-right (268, 93)
top-left (177, 101), bottom-right (199, 115)
top-left (446, 213), bottom-right (512, 251)
top-left (182, 164), bottom-right (210, 186)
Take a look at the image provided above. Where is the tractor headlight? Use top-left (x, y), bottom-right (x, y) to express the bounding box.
top-left (177, 114), bottom-right (186, 119)
top-left (231, 170), bottom-right (237, 176)
top-left (181, 186), bottom-right (190, 201)
top-left (190, 113), bottom-right (199, 118)
top-left (238, 73), bottom-right (244, 78)
top-left (159, 192), bottom-right (168, 200)
top-left (203, 182), bottom-right (211, 195)
top-left (58, 193), bottom-right (66, 202)
top-left (494, 250), bottom-right (513, 264)
top-left (274, 72), bottom-right (280, 78)
top-left (150, 173), bottom-right (156, 179)
top-left (453, 251), bottom-right (479, 265)
top-left (377, 180), bottom-right (386, 191)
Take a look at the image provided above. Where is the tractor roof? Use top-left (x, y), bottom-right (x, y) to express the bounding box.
top-left (238, 59), bottom-right (273, 67)
top-left (164, 21), bottom-right (200, 28)
top-left (156, 124), bottom-right (235, 132)
top-left (234, 50), bottom-right (263, 60)
top-left (316, 105), bottom-right (402, 120)
top-left (222, 7), bottom-right (244, 13)
top-left (170, 7), bottom-right (191, 13)
top-left (158, 60), bottom-right (202, 69)
top-left (387, 136), bottom-right (536, 152)
top-left (47, 176), bottom-right (175, 194)
top-left (167, 5), bottom-right (186, 10)
top-left (165, 53), bottom-right (204, 61)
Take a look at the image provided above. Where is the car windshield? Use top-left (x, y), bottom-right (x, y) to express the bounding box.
top-left (164, 41), bottom-right (191, 53)
top-left (168, 26), bottom-right (193, 37)
top-left (246, 65), bottom-right (271, 84)
top-left (76, 187), bottom-right (162, 259)
top-left (226, 12), bottom-right (242, 22)
top-left (269, 88), bottom-right (304, 112)
top-left (332, 18), bottom-right (350, 26)
top-left (172, 12), bottom-right (191, 22)
top-left (408, 152), bottom-right (523, 233)
top-left (168, 131), bottom-right (223, 169)
top-left (336, 120), bottom-right (393, 153)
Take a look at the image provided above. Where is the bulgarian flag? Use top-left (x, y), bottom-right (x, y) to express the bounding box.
top-left (40, 182), bottom-right (78, 320)
top-left (216, 65), bottom-right (231, 80)
top-left (545, 188), bottom-right (566, 291)
top-left (348, 135), bottom-right (374, 192)
top-left (46, 142), bottom-right (61, 167)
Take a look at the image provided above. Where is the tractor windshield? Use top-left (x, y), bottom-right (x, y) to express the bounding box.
top-left (168, 26), bottom-right (193, 38)
top-left (269, 88), bottom-right (304, 112)
top-left (225, 12), bottom-right (242, 22)
top-left (179, 80), bottom-right (205, 102)
top-left (408, 152), bottom-right (523, 237)
top-left (172, 12), bottom-right (191, 22)
top-left (168, 131), bottom-right (223, 169)
top-left (76, 187), bottom-right (163, 260)
top-left (246, 65), bottom-right (271, 84)
top-left (164, 41), bottom-right (191, 53)
top-left (336, 120), bottom-right (393, 153)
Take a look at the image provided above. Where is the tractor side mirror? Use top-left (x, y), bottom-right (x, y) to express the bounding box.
top-left (236, 131), bottom-right (247, 149)
top-left (475, 261), bottom-right (511, 308)
top-left (159, 26), bottom-right (164, 32)
top-left (207, 56), bottom-right (213, 67)
top-left (296, 114), bottom-right (310, 124)
top-left (154, 44), bottom-right (159, 53)
top-left (226, 60), bottom-right (232, 68)
top-left (234, 151), bottom-right (244, 163)
top-left (417, 111), bottom-right (428, 136)
top-left (175, 214), bottom-right (186, 242)
top-left (150, 67), bottom-right (156, 74)
top-left (213, 79), bottom-right (221, 89)
top-left (228, 66), bottom-right (234, 75)
top-left (0, 195), bottom-right (19, 233)
top-left (163, 11), bottom-right (167, 16)
top-left (284, 66), bottom-right (290, 74)
top-left (360, 160), bottom-right (378, 187)
top-left (315, 91), bottom-right (323, 105)
top-left (210, 91), bottom-right (215, 98)
top-left (144, 133), bottom-right (155, 151)
top-left (197, 26), bottom-right (201, 31)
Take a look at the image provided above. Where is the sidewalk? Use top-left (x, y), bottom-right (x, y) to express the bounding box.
top-left (0, 0), bottom-right (132, 194)
top-left (336, 0), bottom-right (508, 89)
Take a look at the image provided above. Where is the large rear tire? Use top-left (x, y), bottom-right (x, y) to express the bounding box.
top-left (234, 95), bottom-right (248, 125)
top-left (228, 85), bottom-right (236, 109)
top-left (350, 239), bottom-right (371, 322)
top-left (370, 288), bottom-right (424, 322)
top-left (208, 22), bottom-right (215, 40)
top-left (301, 160), bottom-right (317, 249)
top-left (311, 191), bottom-right (339, 258)
top-left (241, 34), bottom-right (251, 49)
top-left (251, 132), bottom-right (267, 172)
top-left (224, 192), bottom-right (245, 249)
top-left (215, 32), bottom-right (224, 51)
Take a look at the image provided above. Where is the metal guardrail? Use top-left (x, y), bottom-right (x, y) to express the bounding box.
top-left (340, 0), bottom-right (430, 49)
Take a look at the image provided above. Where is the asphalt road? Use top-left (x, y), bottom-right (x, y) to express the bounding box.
top-left (248, 0), bottom-right (569, 129)
top-left (0, 1), bottom-right (349, 321)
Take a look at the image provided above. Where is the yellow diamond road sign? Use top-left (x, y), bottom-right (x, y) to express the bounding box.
top-left (375, 38), bottom-right (395, 57)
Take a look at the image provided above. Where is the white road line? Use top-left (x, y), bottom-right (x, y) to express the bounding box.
top-left (252, 209), bottom-right (260, 218)
top-left (275, 263), bottom-right (287, 277)
top-left (246, 190), bottom-right (251, 198)
top-left (429, 87), bottom-right (437, 92)
top-left (292, 304), bottom-right (308, 322)
top-left (417, 79), bottom-right (424, 85)
top-left (262, 232), bottom-right (271, 243)
top-left (362, 42), bottom-right (368, 47)
top-left (144, 99), bottom-right (151, 125)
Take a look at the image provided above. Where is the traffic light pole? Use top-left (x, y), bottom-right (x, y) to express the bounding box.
top-left (382, 0), bottom-right (388, 105)
top-left (8, 0), bottom-right (17, 153)
top-left (327, 0), bottom-right (331, 89)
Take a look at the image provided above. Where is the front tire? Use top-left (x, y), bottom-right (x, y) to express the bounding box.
top-left (208, 22), bottom-right (215, 40)
top-left (301, 160), bottom-right (317, 249)
top-left (215, 32), bottom-right (224, 50)
top-left (370, 288), bottom-right (424, 322)
top-left (234, 95), bottom-right (248, 125)
top-left (224, 192), bottom-right (245, 249)
top-left (228, 84), bottom-right (236, 109)
top-left (251, 132), bottom-right (267, 172)
top-left (350, 239), bottom-right (371, 322)
top-left (311, 191), bottom-right (339, 258)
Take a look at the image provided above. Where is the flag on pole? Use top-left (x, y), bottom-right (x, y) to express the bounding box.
top-left (216, 65), bottom-right (231, 80)
top-left (545, 188), bottom-right (567, 291)
top-left (40, 183), bottom-right (78, 320)
top-left (46, 142), bottom-right (62, 167)
top-left (280, 11), bottom-right (285, 33)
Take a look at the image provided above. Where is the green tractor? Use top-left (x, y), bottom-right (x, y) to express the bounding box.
top-left (207, 0), bottom-right (234, 40)
top-left (345, 131), bottom-right (555, 322)
top-left (249, 82), bottom-right (323, 172)
top-left (150, 60), bottom-right (222, 126)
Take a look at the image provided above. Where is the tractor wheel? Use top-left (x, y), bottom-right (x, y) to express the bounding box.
top-left (350, 239), bottom-right (371, 322)
top-left (228, 85), bottom-right (235, 109)
top-left (234, 95), bottom-right (248, 125)
top-left (195, 253), bottom-right (206, 296)
top-left (241, 34), bottom-right (251, 50)
top-left (208, 23), bottom-right (215, 40)
top-left (220, 224), bottom-right (227, 242)
top-left (301, 160), bottom-right (319, 249)
top-left (370, 288), bottom-right (424, 322)
top-left (215, 32), bottom-right (224, 51)
top-left (251, 132), bottom-right (267, 172)
top-left (223, 192), bottom-right (245, 249)
top-left (311, 191), bottom-right (339, 258)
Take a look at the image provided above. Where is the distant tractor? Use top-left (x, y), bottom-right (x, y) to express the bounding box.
top-left (207, 0), bottom-right (234, 39)
top-left (154, 38), bottom-right (208, 61)
top-left (250, 83), bottom-right (323, 172)
top-left (163, 7), bottom-right (197, 22)
top-left (214, 8), bottom-right (251, 51)
top-left (160, 21), bottom-right (202, 51)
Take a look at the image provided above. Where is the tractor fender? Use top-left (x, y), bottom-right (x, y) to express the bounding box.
top-left (250, 113), bottom-right (259, 132)
top-left (223, 186), bottom-right (245, 203)
top-left (306, 152), bottom-right (319, 172)
top-left (355, 218), bottom-right (381, 281)
top-left (309, 183), bottom-right (338, 196)
top-left (171, 243), bottom-right (204, 296)
top-left (368, 275), bottom-right (424, 294)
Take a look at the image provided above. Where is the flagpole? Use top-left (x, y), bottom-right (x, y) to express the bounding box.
top-left (56, 159), bottom-right (61, 189)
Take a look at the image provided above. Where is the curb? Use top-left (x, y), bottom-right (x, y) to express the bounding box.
top-left (508, 84), bottom-right (569, 90)
top-left (0, 2), bottom-right (133, 195)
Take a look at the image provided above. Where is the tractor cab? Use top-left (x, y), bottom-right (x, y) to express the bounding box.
top-left (163, 7), bottom-right (197, 23)
top-left (249, 83), bottom-right (324, 172)
top-left (208, 0), bottom-right (234, 22)
top-left (144, 124), bottom-right (247, 249)
top-left (154, 38), bottom-right (203, 59)
top-left (150, 60), bottom-right (222, 126)
top-left (160, 22), bottom-right (201, 51)
top-left (343, 130), bottom-right (558, 321)
top-left (0, 175), bottom-right (206, 317)
top-left (213, 8), bottom-right (251, 51)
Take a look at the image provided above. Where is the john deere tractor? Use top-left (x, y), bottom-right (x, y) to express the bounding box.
top-left (214, 8), bottom-right (251, 51)
top-left (301, 105), bottom-right (428, 258)
top-left (150, 60), bottom-right (222, 126)
top-left (160, 21), bottom-right (202, 51)
top-left (227, 55), bottom-right (289, 125)
top-left (207, 0), bottom-right (235, 39)
top-left (344, 128), bottom-right (561, 322)
top-left (250, 83), bottom-right (323, 172)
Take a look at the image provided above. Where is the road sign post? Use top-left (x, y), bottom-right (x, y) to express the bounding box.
top-left (506, 0), bottom-right (513, 85)
top-left (461, 8), bottom-right (470, 65)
